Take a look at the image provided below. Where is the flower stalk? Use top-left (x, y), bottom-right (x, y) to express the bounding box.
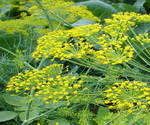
top-left (35, 0), bottom-right (54, 31)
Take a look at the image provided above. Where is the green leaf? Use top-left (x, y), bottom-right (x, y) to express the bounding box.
top-left (0, 93), bottom-right (3, 100)
top-left (71, 19), bottom-right (96, 27)
top-left (0, 111), bottom-right (18, 122)
top-left (48, 118), bottom-right (70, 125)
top-left (76, 1), bottom-right (117, 19)
top-left (134, 23), bottom-right (150, 34)
top-left (3, 94), bottom-right (26, 107)
top-left (95, 107), bottom-right (110, 120)
top-left (112, 3), bottom-right (138, 12)
top-left (144, 0), bottom-right (150, 13)
top-left (70, 65), bottom-right (79, 73)
top-left (32, 97), bottom-right (45, 107)
top-left (14, 106), bottom-right (26, 111)
top-left (19, 110), bottom-right (39, 121)
top-left (0, 4), bottom-right (11, 20)
top-left (133, 0), bottom-right (146, 11)
top-left (0, 4), bottom-right (11, 14)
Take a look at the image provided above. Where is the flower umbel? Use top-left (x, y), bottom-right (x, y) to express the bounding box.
top-left (6, 64), bottom-right (82, 104)
top-left (104, 81), bottom-right (150, 111)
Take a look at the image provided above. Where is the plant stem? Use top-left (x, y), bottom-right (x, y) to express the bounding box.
top-left (66, 58), bottom-right (150, 80)
top-left (24, 62), bottom-right (35, 70)
top-left (21, 101), bottom-right (66, 125)
top-left (0, 46), bottom-right (35, 70)
top-left (21, 58), bottom-right (45, 125)
top-left (21, 89), bottom-right (35, 125)
top-left (0, 46), bottom-right (18, 57)
top-left (128, 59), bottom-right (150, 73)
top-left (50, 12), bottom-right (73, 28)
top-left (35, 0), bottom-right (73, 29)
top-left (35, 0), bottom-right (54, 31)
top-left (104, 105), bottom-right (139, 125)
top-left (37, 57), bottom-right (45, 70)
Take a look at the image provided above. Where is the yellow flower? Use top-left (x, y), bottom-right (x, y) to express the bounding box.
top-left (6, 64), bottom-right (83, 104)
top-left (141, 105), bottom-right (147, 108)
top-left (53, 100), bottom-right (58, 103)
top-left (108, 106), bottom-right (114, 109)
top-left (117, 103), bottom-right (125, 108)
top-left (28, 0), bottom-right (100, 23)
top-left (127, 109), bottom-right (133, 113)
top-left (104, 81), bottom-right (150, 111)
top-left (104, 100), bottom-right (110, 104)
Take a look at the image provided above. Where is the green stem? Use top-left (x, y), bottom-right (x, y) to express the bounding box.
top-left (21, 58), bottom-right (45, 125)
top-left (36, 0), bottom-right (73, 29)
top-left (50, 12), bottom-right (73, 28)
top-left (104, 111), bottom-right (126, 125)
top-left (54, 21), bottom-right (63, 31)
top-left (21, 101), bottom-right (66, 125)
top-left (76, 58), bottom-right (108, 73)
top-left (104, 105), bottom-right (139, 125)
top-left (35, 0), bottom-right (54, 31)
top-left (24, 62), bottom-right (35, 70)
top-left (128, 59), bottom-right (150, 73)
top-left (21, 110), bottom-right (52, 125)
top-left (67, 58), bottom-right (108, 73)
top-left (126, 30), bottom-right (150, 66)
top-left (21, 89), bottom-right (35, 125)
top-left (37, 58), bottom-right (45, 70)
top-left (0, 46), bottom-right (35, 70)
top-left (123, 62), bottom-right (137, 73)
top-left (66, 58), bottom-right (150, 80)
top-left (0, 46), bottom-right (17, 57)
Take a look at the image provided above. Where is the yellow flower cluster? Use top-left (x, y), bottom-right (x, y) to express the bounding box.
top-left (32, 12), bottom-right (150, 65)
top-left (66, 5), bottom-right (100, 23)
top-left (93, 45), bottom-right (134, 64)
top-left (6, 64), bottom-right (63, 92)
top-left (104, 81), bottom-right (150, 112)
top-left (91, 12), bottom-right (140, 64)
top-left (6, 64), bottom-right (83, 103)
top-left (131, 33), bottom-right (150, 45)
top-left (32, 20), bottom-right (134, 65)
top-left (104, 12), bottom-right (150, 35)
top-left (35, 75), bottom-right (83, 104)
top-left (28, 0), bottom-right (100, 23)
top-left (0, 15), bottom-right (65, 35)
top-left (32, 23), bottom-right (101, 60)
top-left (135, 14), bottom-right (150, 22)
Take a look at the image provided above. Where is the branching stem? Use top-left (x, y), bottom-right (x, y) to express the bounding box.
top-left (0, 46), bottom-right (35, 69)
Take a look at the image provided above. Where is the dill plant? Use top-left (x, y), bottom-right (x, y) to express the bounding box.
top-left (31, 11), bottom-right (150, 124)
top-left (0, 0), bottom-right (150, 125)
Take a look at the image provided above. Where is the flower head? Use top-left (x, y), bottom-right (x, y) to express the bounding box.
top-left (104, 81), bottom-right (150, 111)
top-left (6, 64), bottom-right (83, 103)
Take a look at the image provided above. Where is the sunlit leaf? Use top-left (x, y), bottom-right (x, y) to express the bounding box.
top-left (76, 1), bottom-right (117, 19)
top-left (0, 111), bottom-right (17, 122)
